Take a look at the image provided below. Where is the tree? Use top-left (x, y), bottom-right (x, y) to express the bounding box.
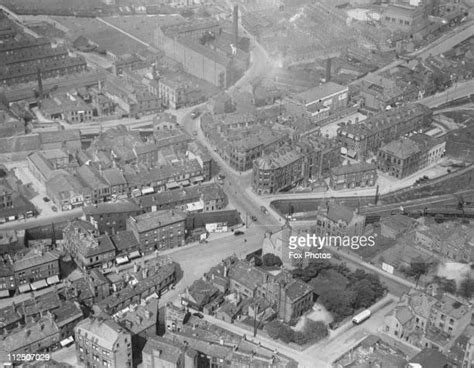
top-left (351, 279), bottom-right (376, 309)
top-left (262, 254), bottom-right (282, 267)
top-left (293, 331), bottom-right (309, 345)
top-left (265, 320), bottom-right (282, 339)
top-left (319, 288), bottom-right (355, 322)
top-left (407, 257), bottom-right (430, 280)
top-left (303, 320), bottom-right (328, 342)
top-left (278, 324), bottom-right (294, 344)
top-left (297, 260), bottom-right (331, 282)
top-left (458, 277), bottom-right (474, 299)
top-left (433, 276), bottom-right (457, 294)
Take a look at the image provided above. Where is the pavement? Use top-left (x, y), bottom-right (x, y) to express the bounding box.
top-left (420, 79), bottom-right (474, 108)
top-left (409, 20), bottom-right (474, 61)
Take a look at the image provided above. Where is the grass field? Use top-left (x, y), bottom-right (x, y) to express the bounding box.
top-left (103, 14), bottom-right (184, 47)
top-left (51, 16), bottom-right (150, 57)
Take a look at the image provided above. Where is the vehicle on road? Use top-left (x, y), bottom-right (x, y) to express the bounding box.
top-left (191, 110), bottom-right (201, 119)
top-left (52, 206), bottom-right (58, 212)
top-left (260, 206), bottom-right (268, 215)
top-left (193, 312), bottom-right (204, 319)
top-left (43, 197), bottom-right (50, 202)
top-left (192, 131), bottom-right (198, 136)
top-left (234, 230), bottom-right (245, 236)
top-left (251, 215), bottom-right (257, 221)
top-left (352, 309), bottom-right (371, 325)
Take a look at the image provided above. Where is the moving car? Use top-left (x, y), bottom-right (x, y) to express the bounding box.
top-left (193, 312), bottom-right (204, 319)
top-left (234, 230), bottom-right (244, 236)
top-left (191, 110), bottom-right (201, 119)
top-left (251, 215), bottom-right (258, 222)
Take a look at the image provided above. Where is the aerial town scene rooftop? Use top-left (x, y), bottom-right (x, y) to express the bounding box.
top-left (0, 0), bottom-right (473, 367)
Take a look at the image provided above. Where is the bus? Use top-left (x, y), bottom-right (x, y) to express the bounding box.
top-left (352, 309), bottom-right (371, 325)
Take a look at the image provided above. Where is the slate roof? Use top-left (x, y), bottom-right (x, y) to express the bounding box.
top-left (142, 336), bottom-right (183, 364)
top-left (83, 200), bottom-right (140, 216)
top-left (379, 138), bottom-right (421, 159)
top-left (101, 168), bottom-right (127, 187)
top-left (110, 231), bottom-right (140, 252)
top-left (326, 204), bottom-right (356, 224)
top-left (0, 305), bottom-right (21, 329)
top-left (0, 316), bottom-right (59, 352)
top-left (131, 210), bottom-right (186, 232)
top-left (75, 317), bottom-right (128, 351)
top-left (188, 279), bottom-right (219, 307)
top-left (228, 261), bottom-right (265, 290)
top-left (13, 250), bottom-right (59, 272)
top-left (330, 162), bottom-right (376, 176)
top-left (284, 279), bottom-right (313, 302)
top-left (409, 348), bottom-right (449, 368)
top-left (294, 82), bottom-right (347, 104)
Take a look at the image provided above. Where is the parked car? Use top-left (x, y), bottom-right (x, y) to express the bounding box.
top-left (191, 110), bottom-right (201, 119)
top-left (52, 206), bottom-right (58, 212)
top-left (251, 215), bottom-right (257, 222)
top-left (193, 312), bottom-right (204, 319)
top-left (234, 230), bottom-right (245, 236)
top-left (43, 197), bottom-right (50, 202)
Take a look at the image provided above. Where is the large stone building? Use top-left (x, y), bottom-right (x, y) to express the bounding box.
top-left (0, 314), bottom-right (60, 355)
top-left (223, 128), bottom-right (287, 171)
top-left (296, 135), bottom-right (341, 179)
top-left (41, 93), bottom-right (93, 123)
top-left (329, 162), bottom-right (377, 190)
top-left (384, 289), bottom-right (472, 353)
top-left (227, 261), bottom-right (314, 323)
top-left (82, 200), bottom-right (144, 235)
top-left (13, 249), bottom-right (60, 291)
top-left (133, 183), bottom-right (227, 213)
top-left (74, 317), bottom-right (132, 368)
top-left (252, 147), bottom-right (305, 195)
top-left (337, 103), bottom-right (432, 159)
top-left (154, 20), bottom-right (231, 88)
top-left (63, 219), bottom-right (116, 270)
top-left (94, 262), bottom-right (177, 315)
top-left (314, 203), bottom-right (366, 237)
top-left (0, 35), bottom-right (87, 86)
top-left (377, 134), bottom-right (445, 179)
top-left (126, 210), bottom-right (186, 252)
top-left (415, 222), bottom-right (474, 263)
top-left (283, 82), bottom-right (349, 124)
top-left (381, 3), bottom-right (431, 36)
top-left (142, 335), bottom-right (195, 368)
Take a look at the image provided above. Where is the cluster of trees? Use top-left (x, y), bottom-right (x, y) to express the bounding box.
top-left (265, 319), bottom-right (328, 346)
top-left (250, 254), bottom-right (283, 268)
top-left (399, 257), bottom-right (437, 281)
top-left (293, 261), bottom-right (386, 323)
top-left (435, 275), bottom-right (474, 300)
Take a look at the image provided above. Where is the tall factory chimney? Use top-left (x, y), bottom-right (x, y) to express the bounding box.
top-left (37, 67), bottom-right (43, 100)
top-left (233, 4), bottom-right (239, 48)
top-left (325, 58), bottom-right (332, 82)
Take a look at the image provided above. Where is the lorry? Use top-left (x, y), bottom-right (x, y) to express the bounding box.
top-left (352, 309), bottom-right (371, 325)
